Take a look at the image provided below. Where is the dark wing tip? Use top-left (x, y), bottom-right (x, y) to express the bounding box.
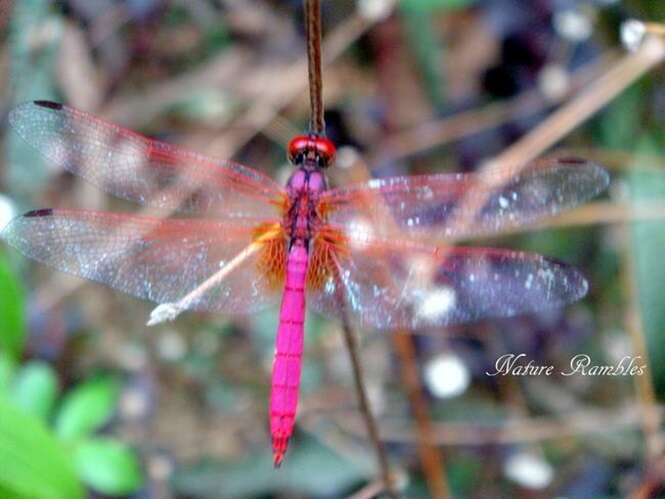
top-left (23, 208), bottom-right (54, 218)
top-left (556, 157), bottom-right (611, 197)
top-left (8, 100), bottom-right (63, 130)
top-left (556, 156), bottom-right (588, 166)
top-left (33, 100), bottom-right (63, 110)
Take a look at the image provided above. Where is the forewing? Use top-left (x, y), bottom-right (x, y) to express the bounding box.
top-left (9, 101), bottom-right (285, 219)
top-left (308, 239), bottom-right (588, 330)
top-left (321, 158), bottom-right (608, 242)
top-left (2, 209), bottom-right (283, 314)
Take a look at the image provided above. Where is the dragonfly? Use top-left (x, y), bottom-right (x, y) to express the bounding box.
top-left (2, 100), bottom-right (609, 466)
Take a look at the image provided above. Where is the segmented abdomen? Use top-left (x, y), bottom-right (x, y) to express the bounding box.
top-left (270, 241), bottom-right (308, 466)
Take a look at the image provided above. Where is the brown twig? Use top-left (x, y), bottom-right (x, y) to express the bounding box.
top-left (339, 311), bottom-right (399, 498)
top-left (330, 251), bottom-right (398, 495)
top-left (346, 478), bottom-right (387, 499)
top-left (480, 200), bottom-right (665, 235)
top-left (305, 0), bottom-right (325, 134)
top-left (333, 151), bottom-right (451, 498)
top-left (628, 452), bottom-right (665, 499)
top-left (393, 335), bottom-right (451, 499)
top-left (324, 404), bottom-right (662, 446)
top-left (302, 0), bottom-right (397, 493)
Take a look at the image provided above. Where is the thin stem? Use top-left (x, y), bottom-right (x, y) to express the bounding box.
top-left (643, 21), bottom-right (665, 37)
top-left (629, 453), bottom-right (665, 498)
top-left (339, 313), bottom-right (399, 499)
top-left (332, 258), bottom-right (397, 497)
top-left (346, 478), bottom-right (386, 499)
top-left (393, 334), bottom-right (451, 499)
top-left (305, 0), bottom-right (325, 134)
top-left (331, 146), bottom-right (451, 498)
top-left (329, 403), bottom-right (662, 446)
top-left (303, 0), bottom-right (395, 491)
top-left (331, 142), bottom-right (450, 498)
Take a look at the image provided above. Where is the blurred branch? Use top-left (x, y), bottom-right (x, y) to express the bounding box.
top-left (492, 200), bottom-right (665, 234)
top-left (103, 47), bottom-right (253, 126)
top-left (444, 36), bottom-right (665, 243)
top-left (199, 9), bottom-right (373, 159)
top-left (346, 478), bottom-right (388, 499)
top-left (629, 453), bottom-right (665, 499)
top-left (393, 335), bottom-right (451, 499)
top-left (371, 51), bottom-right (618, 164)
top-left (332, 148), bottom-right (451, 498)
top-left (318, 404), bottom-right (663, 446)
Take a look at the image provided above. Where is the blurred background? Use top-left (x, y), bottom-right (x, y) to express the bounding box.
top-left (0, 0), bottom-right (664, 498)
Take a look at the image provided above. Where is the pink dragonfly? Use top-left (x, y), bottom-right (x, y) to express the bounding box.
top-left (3, 100), bottom-right (608, 466)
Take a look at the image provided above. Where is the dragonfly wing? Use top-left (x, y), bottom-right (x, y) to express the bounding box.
top-left (9, 101), bottom-right (285, 219)
top-left (321, 158), bottom-right (608, 242)
top-left (307, 238), bottom-right (587, 330)
top-left (2, 209), bottom-right (284, 314)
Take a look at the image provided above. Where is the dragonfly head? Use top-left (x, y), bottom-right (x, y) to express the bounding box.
top-left (287, 133), bottom-right (336, 169)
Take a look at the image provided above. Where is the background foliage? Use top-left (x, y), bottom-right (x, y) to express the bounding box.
top-left (1, 0), bottom-right (664, 498)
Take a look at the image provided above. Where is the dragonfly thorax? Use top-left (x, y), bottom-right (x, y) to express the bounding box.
top-left (286, 168), bottom-right (326, 194)
top-left (285, 167), bottom-right (327, 241)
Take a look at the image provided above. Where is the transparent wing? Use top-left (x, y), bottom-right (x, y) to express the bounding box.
top-left (2, 209), bottom-right (283, 314)
top-left (321, 158), bottom-right (608, 242)
top-left (9, 101), bottom-right (285, 219)
top-left (308, 238), bottom-right (587, 330)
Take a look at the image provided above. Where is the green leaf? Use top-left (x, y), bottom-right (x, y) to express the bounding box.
top-left (55, 376), bottom-right (120, 440)
top-left (595, 83), bottom-right (643, 149)
top-left (401, 6), bottom-right (445, 107)
top-left (0, 353), bottom-right (16, 395)
top-left (173, 434), bottom-right (373, 498)
top-left (74, 439), bottom-right (143, 496)
top-left (628, 135), bottom-right (665, 397)
top-left (0, 255), bottom-right (26, 361)
top-left (0, 399), bottom-right (83, 499)
top-left (0, 482), bottom-right (33, 499)
top-left (10, 361), bottom-right (58, 421)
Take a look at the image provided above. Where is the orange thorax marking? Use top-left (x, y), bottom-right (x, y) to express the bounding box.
top-left (253, 191), bottom-right (349, 293)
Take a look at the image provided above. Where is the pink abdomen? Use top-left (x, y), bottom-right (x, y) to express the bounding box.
top-left (270, 241), bottom-right (308, 466)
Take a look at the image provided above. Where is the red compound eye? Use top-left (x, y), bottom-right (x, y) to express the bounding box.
top-left (287, 134), bottom-right (336, 167)
top-left (313, 136), bottom-right (336, 166)
top-left (287, 135), bottom-right (311, 162)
